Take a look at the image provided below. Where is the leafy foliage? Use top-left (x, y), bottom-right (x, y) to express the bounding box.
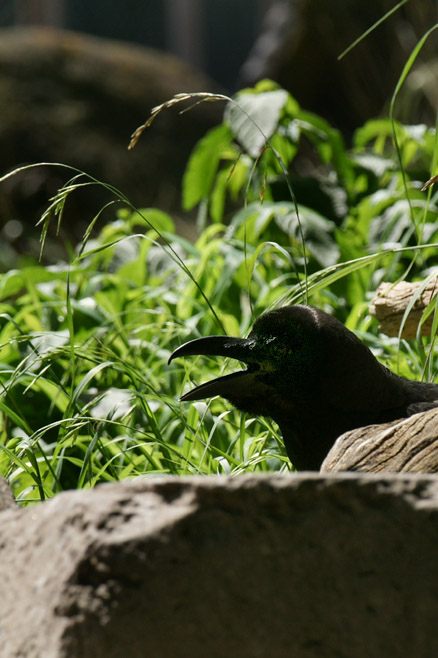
top-left (1, 77), bottom-right (438, 502)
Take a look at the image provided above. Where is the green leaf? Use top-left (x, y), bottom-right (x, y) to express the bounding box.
top-left (225, 90), bottom-right (289, 157)
top-left (182, 124), bottom-right (234, 210)
top-left (273, 204), bottom-right (340, 267)
top-left (295, 110), bottom-right (352, 185)
top-left (0, 266), bottom-right (68, 301)
top-left (210, 168), bottom-right (229, 223)
top-left (131, 208), bottom-right (175, 235)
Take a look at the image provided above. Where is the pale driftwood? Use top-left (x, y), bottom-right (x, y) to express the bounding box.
top-left (321, 407), bottom-right (438, 473)
top-left (369, 279), bottom-right (438, 338)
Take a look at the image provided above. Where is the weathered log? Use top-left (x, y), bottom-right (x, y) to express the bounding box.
top-left (321, 407), bottom-right (438, 473)
top-left (370, 279), bottom-right (438, 339)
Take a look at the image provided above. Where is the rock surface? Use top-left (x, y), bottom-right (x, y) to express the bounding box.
top-left (2, 474), bottom-right (438, 657)
top-left (322, 408), bottom-right (438, 473)
top-left (0, 476), bottom-right (15, 510)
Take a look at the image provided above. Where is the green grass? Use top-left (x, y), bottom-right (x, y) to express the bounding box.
top-left (1, 71), bottom-right (438, 503)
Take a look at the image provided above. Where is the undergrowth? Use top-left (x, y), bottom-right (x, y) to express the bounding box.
top-left (1, 23), bottom-right (438, 502)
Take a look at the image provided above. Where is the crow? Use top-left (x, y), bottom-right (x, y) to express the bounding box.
top-left (168, 305), bottom-right (438, 470)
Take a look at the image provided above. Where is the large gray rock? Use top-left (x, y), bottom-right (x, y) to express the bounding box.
top-left (2, 474), bottom-right (438, 657)
top-left (0, 476), bottom-right (15, 510)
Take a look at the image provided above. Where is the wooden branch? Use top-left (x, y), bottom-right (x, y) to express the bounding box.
top-left (369, 279), bottom-right (438, 339)
top-left (321, 408), bottom-right (438, 473)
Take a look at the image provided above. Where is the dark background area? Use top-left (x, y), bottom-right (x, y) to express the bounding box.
top-left (0, 0), bottom-right (436, 264)
top-left (1, 0), bottom-right (272, 90)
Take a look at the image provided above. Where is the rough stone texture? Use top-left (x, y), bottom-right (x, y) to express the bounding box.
top-left (2, 474), bottom-right (438, 657)
top-left (0, 476), bottom-right (15, 510)
top-left (0, 26), bottom-right (222, 246)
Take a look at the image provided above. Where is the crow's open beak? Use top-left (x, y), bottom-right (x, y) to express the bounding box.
top-left (168, 335), bottom-right (258, 402)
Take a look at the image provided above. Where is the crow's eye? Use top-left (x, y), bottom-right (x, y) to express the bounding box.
top-left (268, 343), bottom-right (290, 361)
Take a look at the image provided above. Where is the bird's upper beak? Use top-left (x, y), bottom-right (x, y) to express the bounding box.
top-left (168, 335), bottom-right (258, 401)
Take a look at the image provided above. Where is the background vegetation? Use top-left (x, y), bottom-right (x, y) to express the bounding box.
top-left (1, 45), bottom-right (438, 502)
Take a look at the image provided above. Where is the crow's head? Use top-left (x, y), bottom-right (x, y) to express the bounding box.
top-left (168, 305), bottom-right (332, 419)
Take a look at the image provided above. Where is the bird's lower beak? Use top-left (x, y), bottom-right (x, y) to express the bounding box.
top-left (178, 369), bottom-right (258, 401)
top-left (168, 335), bottom-right (257, 402)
